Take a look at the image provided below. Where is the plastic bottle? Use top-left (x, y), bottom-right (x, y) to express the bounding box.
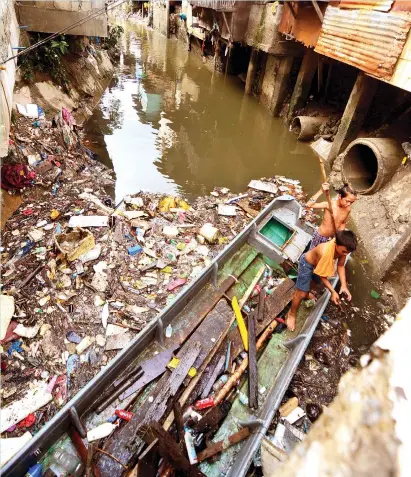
top-left (25, 464), bottom-right (42, 477)
top-left (184, 427), bottom-right (198, 465)
top-left (51, 449), bottom-right (84, 476)
top-left (237, 390), bottom-right (249, 406)
top-left (87, 422), bottom-right (116, 442)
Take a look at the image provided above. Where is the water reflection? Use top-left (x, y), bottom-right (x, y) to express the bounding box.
top-left (84, 23), bottom-right (321, 202)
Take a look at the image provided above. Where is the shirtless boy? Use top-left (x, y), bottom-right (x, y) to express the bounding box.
top-left (306, 182), bottom-right (357, 249)
top-left (286, 230), bottom-right (357, 332)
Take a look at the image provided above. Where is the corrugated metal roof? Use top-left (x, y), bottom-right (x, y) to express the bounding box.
top-left (339, 0), bottom-right (394, 12)
top-left (315, 6), bottom-right (411, 79)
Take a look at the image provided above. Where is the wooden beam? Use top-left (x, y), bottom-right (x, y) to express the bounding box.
top-left (142, 422), bottom-right (205, 477)
top-left (134, 440), bottom-right (159, 477)
top-left (286, 1), bottom-right (297, 19)
top-left (173, 402), bottom-right (186, 454)
top-left (197, 427), bottom-right (250, 462)
top-left (311, 0), bottom-right (324, 22)
top-left (257, 288), bottom-right (266, 323)
top-left (222, 11), bottom-right (231, 39)
top-left (248, 312), bottom-right (258, 409)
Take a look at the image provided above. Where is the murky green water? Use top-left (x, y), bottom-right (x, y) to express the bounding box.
top-left (83, 23), bottom-right (321, 203)
top-left (83, 23), bottom-right (387, 350)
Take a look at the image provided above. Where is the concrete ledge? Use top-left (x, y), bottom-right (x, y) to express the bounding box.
top-left (17, 5), bottom-right (107, 37)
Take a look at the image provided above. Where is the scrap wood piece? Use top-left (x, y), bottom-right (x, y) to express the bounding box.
top-left (200, 354), bottom-right (225, 399)
top-left (214, 317), bottom-right (279, 406)
top-left (168, 275), bottom-right (237, 347)
top-left (96, 342), bottom-right (201, 477)
top-left (141, 422), bottom-right (205, 477)
top-left (239, 264), bottom-right (266, 308)
top-left (197, 427), bottom-right (250, 462)
top-left (181, 299), bottom-right (233, 381)
top-left (227, 277), bottom-right (295, 361)
top-left (133, 440), bottom-right (159, 477)
top-left (173, 402), bottom-right (186, 454)
top-left (163, 300), bottom-right (236, 431)
top-left (248, 312), bottom-right (258, 409)
top-left (257, 288), bottom-right (266, 322)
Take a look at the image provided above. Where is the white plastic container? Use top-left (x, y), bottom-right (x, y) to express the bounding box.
top-left (87, 422), bottom-right (116, 442)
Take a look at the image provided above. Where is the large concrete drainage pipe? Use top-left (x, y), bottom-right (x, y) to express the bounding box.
top-left (291, 116), bottom-right (327, 141)
top-left (342, 138), bottom-right (403, 195)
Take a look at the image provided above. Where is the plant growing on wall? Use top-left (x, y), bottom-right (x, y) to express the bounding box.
top-left (19, 34), bottom-right (70, 90)
top-left (104, 25), bottom-right (124, 50)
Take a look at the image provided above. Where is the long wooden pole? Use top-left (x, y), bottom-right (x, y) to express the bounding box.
top-left (213, 317), bottom-right (278, 406)
top-left (318, 157), bottom-right (337, 236)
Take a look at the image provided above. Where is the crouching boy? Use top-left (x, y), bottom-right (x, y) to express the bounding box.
top-left (286, 230), bottom-right (357, 331)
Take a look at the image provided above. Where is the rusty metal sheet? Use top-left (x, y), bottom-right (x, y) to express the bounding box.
top-left (315, 6), bottom-right (411, 79)
top-left (392, 0), bottom-right (411, 12)
top-left (190, 0), bottom-right (235, 11)
top-left (278, 1), bottom-right (325, 47)
top-left (339, 0), bottom-right (394, 12)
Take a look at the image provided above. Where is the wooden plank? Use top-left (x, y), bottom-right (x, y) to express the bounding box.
top-left (162, 300), bottom-right (235, 430)
top-left (98, 300), bottom-right (233, 477)
top-left (197, 427), bottom-right (250, 462)
top-left (173, 402), bottom-right (185, 454)
top-left (142, 422), bottom-right (205, 477)
top-left (227, 278), bottom-right (295, 362)
top-left (166, 277), bottom-right (236, 347)
top-left (257, 288), bottom-right (266, 323)
top-left (134, 440), bottom-right (159, 477)
top-left (97, 343), bottom-right (201, 477)
top-left (201, 355), bottom-right (225, 399)
top-left (248, 313), bottom-right (258, 409)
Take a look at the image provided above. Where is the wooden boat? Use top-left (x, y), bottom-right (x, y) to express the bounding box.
top-left (3, 196), bottom-right (338, 477)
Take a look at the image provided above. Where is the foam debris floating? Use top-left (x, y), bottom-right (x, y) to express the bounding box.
top-left (248, 179), bottom-right (279, 194)
top-left (68, 216), bottom-right (109, 227)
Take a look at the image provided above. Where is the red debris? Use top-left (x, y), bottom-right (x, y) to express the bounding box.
top-left (17, 413), bottom-right (36, 428)
top-left (1, 164), bottom-right (36, 191)
top-left (115, 410), bottom-right (134, 421)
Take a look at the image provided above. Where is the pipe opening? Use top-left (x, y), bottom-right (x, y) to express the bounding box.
top-left (343, 144), bottom-right (378, 192)
top-left (291, 117), bottom-right (302, 137)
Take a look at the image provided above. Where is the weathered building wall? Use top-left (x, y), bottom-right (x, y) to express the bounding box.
top-left (17, 0), bottom-right (108, 38)
top-left (265, 299), bottom-right (411, 477)
top-left (152, 0), bottom-right (170, 37)
top-left (0, 0), bottom-right (19, 158)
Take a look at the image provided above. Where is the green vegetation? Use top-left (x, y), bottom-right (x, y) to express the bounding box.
top-left (104, 25), bottom-right (124, 50)
top-left (19, 34), bottom-right (70, 89)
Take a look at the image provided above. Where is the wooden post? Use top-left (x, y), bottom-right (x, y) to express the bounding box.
top-left (248, 312), bottom-right (258, 409)
top-left (269, 56), bottom-right (294, 117)
top-left (328, 72), bottom-right (378, 164)
top-left (245, 47), bottom-right (259, 95)
top-left (318, 157), bottom-right (337, 236)
top-left (287, 48), bottom-right (318, 123)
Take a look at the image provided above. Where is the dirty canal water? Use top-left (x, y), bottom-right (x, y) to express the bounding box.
top-left (83, 23), bottom-right (321, 202)
top-left (84, 23), bottom-right (388, 352)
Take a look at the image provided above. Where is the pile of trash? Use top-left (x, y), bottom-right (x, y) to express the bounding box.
top-left (0, 104), bottom-right (319, 441)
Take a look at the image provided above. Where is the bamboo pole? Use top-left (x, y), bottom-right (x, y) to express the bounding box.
top-left (213, 317), bottom-right (278, 406)
top-left (317, 157), bottom-right (337, 236)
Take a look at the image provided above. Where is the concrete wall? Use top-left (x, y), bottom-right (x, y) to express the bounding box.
top-left (17, 0), bottom-right (107, 38)
top-left (152, 0), bottom-right (170, 37)
top-left (0, 0), bottom-right (19, 158)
